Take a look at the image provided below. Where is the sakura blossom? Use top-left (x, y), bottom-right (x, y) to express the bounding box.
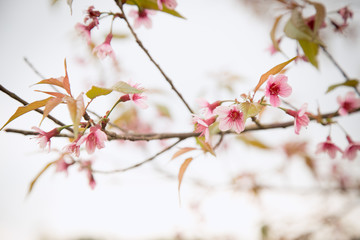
top-left (77, 125), bottom-right (107, 154)
top-left (316, 136), bottom-right (343, 159)
top-left (192, 115), bottom-right (216, 143)
top-left (337, 91), bottom-right (360, 116)
top-left (198, 99), bottom-right (221, 118)
top-left (31, 127), bottom-right (59, 151)
top-left (79, 160), bottom-right (96, 189)
top-left (75, 21), bottom-right (96, 45)
top-left (157, 0), bottom-right (177, 10)
top-left (63, 136), bottom-right (82, 157)
top-left (286, 103), bottom-right (310, 135)
top-left (214, 105), bottom-right (245, 134)
top-left (343, 135), bottom-right (360, 160)
top-left (129, 9), bottom-right (155, 29)
top-left (93, 33), bottom-right (115, 60)
top-left (84, 6), bottom-right (101, 27)
top-left (55, 154), bottom-right (74, 175)
top-left (265, 74), bottom-right (292, 107)
top-left (128, 82), bottom-right (148, 109)
top-left (338, 6), bottom-right (353, 23)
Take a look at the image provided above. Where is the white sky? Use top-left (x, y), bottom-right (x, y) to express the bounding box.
top-left (1, 0), bottom-right (360, 239)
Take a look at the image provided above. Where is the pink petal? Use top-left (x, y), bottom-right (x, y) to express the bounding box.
top-left (269, 95), bottom-right (281, 107)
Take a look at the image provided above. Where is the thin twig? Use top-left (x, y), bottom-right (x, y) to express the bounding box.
top-left (114, 1), bottom-right (194, 114)
top-left (93, 138), bottom-right (184, 173)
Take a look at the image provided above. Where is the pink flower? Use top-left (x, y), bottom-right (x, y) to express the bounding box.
top-left (192, 115), bottom-right (216, 143)
top-left (32, 127), bottom-right (59, 151)
top-left (63, 135), bottom-right (82, 157)
top-left (93, 33), bottom-right (115, 60)
top-left (129, 9), bottom-right (155, 29)
top-left (343, 135), bottom-right (360, 160)
top-left (337, 92), bottom-right (360, 116)
top-left (338, 6), bottom-right (353, 23)
top-left (214, 105), bottom-right (245, 134)
top-left (55, 154), bottom-right (74, 175)
top-left (157, 0), bottom-right (177, 10)
top-left (305, 15), bottom-right (327, 31)
top-left (286, 103), bottom-right (310, 135)
top-left (79, 160), bottom-right (96, 189)
top-left (84, 6), bottom-right (101, 27)
top-left (127, 82), bottom-right (148, 109)
top-left (77, 125), bottom-right (107, 154)
top-left (75, 21), bottom-right (96, 45)
top-left (265, 74), bottom-right (292, 107)
top-left (198, 99), bottom-right (221, 118)
top-left (316, 136), bottom-right (343, 159)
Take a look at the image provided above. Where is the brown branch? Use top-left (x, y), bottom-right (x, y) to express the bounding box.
top-left (114, 1), bottom-right (194, 114)
top-left (92, 138), bottom-right (184, 174)
top-left (0, 84), bottom-right (73, 133)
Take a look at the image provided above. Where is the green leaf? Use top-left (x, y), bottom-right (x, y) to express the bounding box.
top-left (111, 81), bottom-right (143, 94)
top-left (126, 0), bottom-right (185, 18)
top-left (299, 39), bottom-right (319, 68)
top-left (86, 86), bottom-right (113, 99)
top-left (308, 1), bottom-right (326, 35)
top-left (239, 102), bottom-right (264, 119)
top-left (155, 104), bottom-right (171, 119)
top-left (326, 79), bottom-right (359, 93)
top-left (237, 134), bottom-right (271, 150)
top-left (284, 10), bottom-right (313, 41)
top-left (0, 97), bottom-right (52, 131)
top-left (195, 137), bottom-right (216, 156)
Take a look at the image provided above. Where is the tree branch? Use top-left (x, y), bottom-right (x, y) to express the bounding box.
top-left (114, 1), bottom-right (194, 114)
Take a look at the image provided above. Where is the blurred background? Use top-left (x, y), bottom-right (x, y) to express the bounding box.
top-left (1, 0), bottom-right (360, 239)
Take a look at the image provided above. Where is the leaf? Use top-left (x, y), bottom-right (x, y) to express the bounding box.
top-left (28, 160), bottom-right (57, 195)
top-left (284, 10), bottom-right (313, 41)
top-left (155, 104), bottom-right (172, 119)
top-left (254, 57), bottom-right (297, 93)
top-left (0, 97), bottom-right (52, 131)
top-left (326, 79), bottom-right (359, 93)
top-left (172, 147), bottom-right (197, 160)
top-left (299, 39), bottom-right (319, 68)
top-left (67, 0), bottom-right (73, 14)
top-left (270, 15), bottom-right (283, 52)
top-left (126, 0), bottom-right (185, 18)
top-left (111, 81), bottom-right (143, 94)
top-left (62, 59), bottom-right (72, 96)
top-left (307, 1), bottom-right (326, 35)
top-left (65, 93), bottom-right (85, 138)
top-left (178, 157), bottom-right (193, 195)
top-left (237, 134), bottom-right (271, 150)
top-left (86, 86), bottom-right (113, 99)
top-left (40, 97), bottom-right (63, 125)
top-left (196, 137), bottom-right (216, 156)
top-left (239, 102), bottom-right (264, 119)
top-left (35, 90), bottom-right (66, 99)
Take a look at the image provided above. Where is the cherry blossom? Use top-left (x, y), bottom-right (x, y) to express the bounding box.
top-left (198, 99), bottom-right (221, 118)
top-left (129, 9), bottom-right (155, 29)
top-left (337, 91), bottom-right (360, 116)
top-left (214, 105), bottom-right (245, 134)
top-left (55, 154), bottom-right (74, 175)
top-left (63, 136), bottom-right (82, 157)
top-left (286, 103), bottom-right (310, 135)
top-left (84, 6), bottom-right (101, 27)
top-left (127, 82), bottom-right (148, 109)
top-left (79, 160), bottom-right (96, 189)
top-left (265, 74), bottom-right (292, 107)
top-left (338, 6), bottom-right (353, 23)
top-left (93, 33), bottom-right (115, 60)
top-left (192, 115), bottom-right (216, 143)
top-left (343, 135), bottom-right (360, 160)
top-left (77, 125), bottom-right (107, 154)
top-left (32, 127), bottom-right (60, 151)
top-left (316, 136), bottom-right (343, 159)
top-left (157, 0), bottom-right (177, 10)
top-left (75, 21), bottom-right (96, 45)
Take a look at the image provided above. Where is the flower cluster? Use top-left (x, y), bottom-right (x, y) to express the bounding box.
top-left (316, 135), bottom-right (360, 161)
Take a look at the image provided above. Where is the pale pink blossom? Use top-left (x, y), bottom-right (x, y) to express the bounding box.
top-left (126, 82), bottom-right (148, 109)
top-left (63, 135), bottom-right (82, 157)
top-left (316, 136), bottom-right (343, 159)
top-left (93, 33), bottom-right (115, 59)
top-left (129, 9), bottom-right (155, 29)
top-left (338, 6), bottom-right (353, 23)
top-left (32, 127), bottom-right (59, 151)
top-left (192, 115), bottom-right (216, 143)
top-left (265, 74), bottom-right (292, 107)
top-left (55, 154), bottom-right (74, 175)
top-left (337, 92), bottom-right (360, 116)
top-left (77, 125), bottom-right (107, 154)
top-left (75, 21), bottom-right (96, 44)
top-left (79, 160), bottom-right (96, 189)
top-left (214, 105), bottom-right (245, 134)
top-left (157, 0), bottom-right (177, 10)
top-left (343, 135), bottom-right (360, 160)
top-left (198, 99), bottom-right (221, 118)
top-left (286, 103), bottom-right (310, 135)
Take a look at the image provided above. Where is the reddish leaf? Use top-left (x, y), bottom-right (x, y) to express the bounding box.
top-left (270, 15), bottom-right (283, 52)
top-left (65, 93), bottom-right (85, 138)
top-left (254, 57), bottom-right (297, 94)
top-left (40, 97), bottom-right (64, 125)
top-left (0, 97), bottom-right (52, 131)
top-left (178, 157), bottom-right (193, 196)
top-left (62, 59), bottom-right (72, 96)
top-left (171, 147), bottom-right (197, 160)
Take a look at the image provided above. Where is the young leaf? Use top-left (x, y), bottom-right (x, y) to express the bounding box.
top-left (307, 1), bottom-right (326, 35)
top-left (40, 97), bottom-right (64, 125)
top-left (86, 86), bottom-right (113, 99)
top-left (111, 81), bottom-right (143, 94)
top-left (126, 0), bottom-right (185, 18)
top-left (196, 137), bottom-right (216, 156)
top-left (28, 160), bottom-right (57, 195)
top-left (239, 102), bottom-right (264, 119)
top-left (237, 134), bottom-right (271, 150)
top-left (284, 10), bottom-right (313, 41)
top-left (171, 147), bottom-right (197, 160)
top-left (178, 157), bottom-right (193, 194)
top-left (299, 39), bottom-right (319, 68)
top-left (67, 0), bottom-right (73, 14)
top-left (65, 93), bottom-right (85, 138)
top-left (270, 15), bottom-right (283, 52)
top-left (0, 97), bottom-right (52, 131)
top-left (326, 79), bottom-right (359, 93)
top-left (254, 57), bottom-right (297, 94)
